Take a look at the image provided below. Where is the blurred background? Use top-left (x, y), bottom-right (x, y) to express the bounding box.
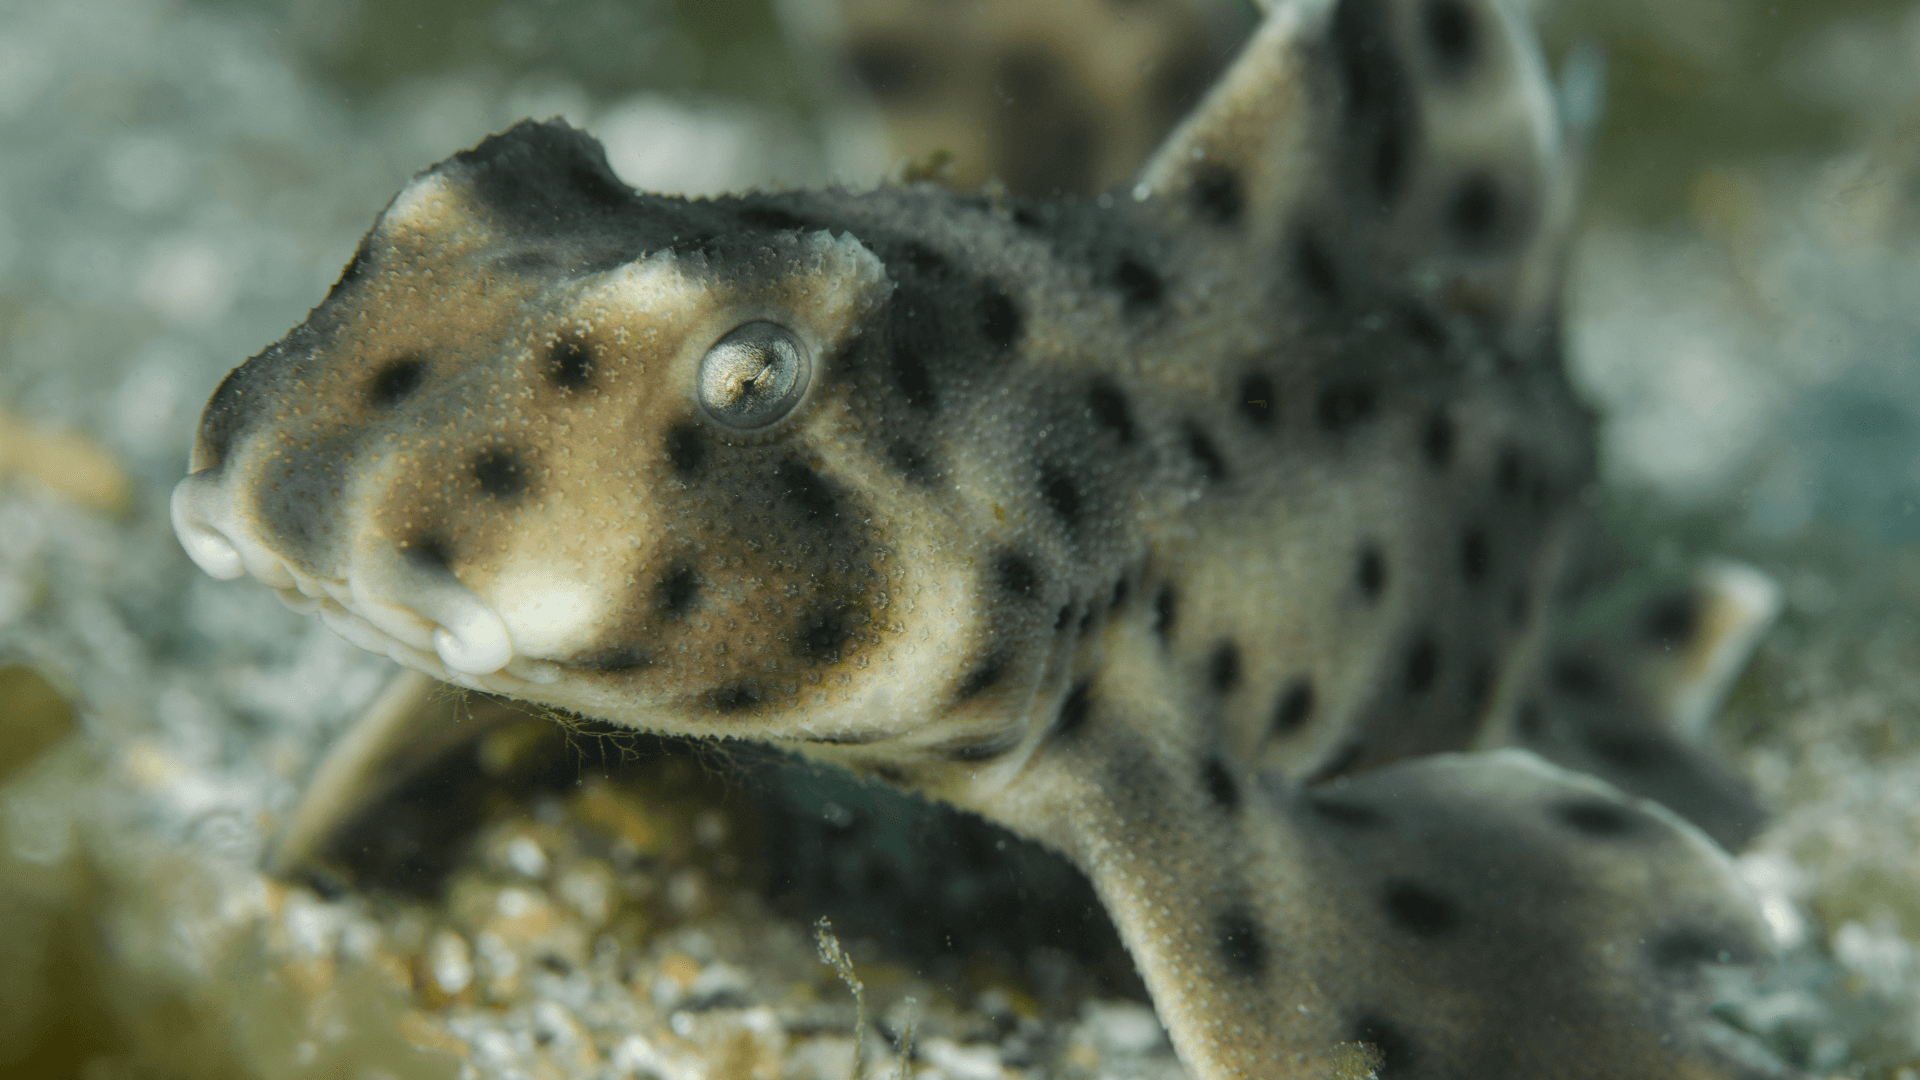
top-left (2, 0), bottom-right (1919, 1077)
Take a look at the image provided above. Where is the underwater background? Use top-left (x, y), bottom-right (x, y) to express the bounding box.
top-left (2, 0), bottom-right (1919, 1076)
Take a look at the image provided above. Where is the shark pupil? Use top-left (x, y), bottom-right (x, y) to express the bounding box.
top-left (698, 321), bottom-right (809, 428)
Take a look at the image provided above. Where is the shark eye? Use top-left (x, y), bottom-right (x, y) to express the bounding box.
top-left (697, 321), bottom-right (810, 429)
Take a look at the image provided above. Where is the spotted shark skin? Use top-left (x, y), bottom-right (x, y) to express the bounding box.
top-left (171, 0), bottom-right (1796, 1076)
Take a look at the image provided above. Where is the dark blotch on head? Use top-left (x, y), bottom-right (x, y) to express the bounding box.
top-left (887, 439), bottom-right (933, 484)
top-left (797, 606), bottom-right (852, 660)
top-left (1295, 231), bottom-right (1341, 301)
top-left (1316, 382), bottom-right (1379, 431)
top-left (1556, 798), bottom-right (1640, 838)
top-left (1271, 679), bottom-right (1315, 737)
top-left (548, 338), bottom-right (594, 391)
top-left (1384, 880), bottom-right (1457, 938)
top-left (1652, 927), bottom-right (1751, 971)
top-left (1185, 424), bottom-right (1228, 481)
top-left (1040, 467), bottom-right (1081, 527)
top-left (980, 289), bottom-right (1020, 351)
top-left (1113, 258), bottom-right (1164, 312)
top-left (1203, 756), bottom-right (1239, 812)
top-left (576, 646), bottom-right (651, 673)
top-left (1643, 590), bottom-right (1699, 649)
top-left (889, 342), bottom-right (935, 411)
top-left (1310, 797), bottom-right (1383, 828)
top-left (994, 551), bottom-right (1041, 599)
top-left (958, 659), bottom-right (1003, 701)
top-left (1239, 373), bottom-right (1276, 429)
top-left (1447, 172), bottom-right (1501, 247)
top-left (1152, 586), bottom-right (1176, 642)
top-left (1191, 165), bottom-right (1244, 225)
top-left (845, 38), bottom-right (930, 102)
top-left (473, 448), bottom-right (526, 499)
top-left (1055, 680), bottom-right (1092, 737)
top-left (368, 356), bottom-right (426, 406)
top-left (1422, 0), bottom-right (1477, 75)
top-left (1088, 378), bottom-right (1136, 444)
top-left (1332, 0), bottom-right (1416, 205)
top-left (1421, 411), bottom-right (1454, 468)
top-left (1215, 908), bottom-right (1266, 976)
top-left (1209, 642), bottom-right (1241, 694)
top-left (1460, 528), bottom-right (1490, 584)
top-left (711, 684), bottom-right (763, 713)
top-left (657, 566), bottom-right (699, 616)
top-left (666, 423), bottom-right (705, 477)
top-left (1356, 544), bottom-right (1387, 602)
top-left (1351, 1014), bottom-right (1416, 1075)
top-left (1551, 654), bottom-right (1608, 700)
top-left (1405, 635), bottom-right (1440, 694)
top-left (407, 535), bottom-right (454, 572)
top-left (776, 460), bottom-right (837, 520)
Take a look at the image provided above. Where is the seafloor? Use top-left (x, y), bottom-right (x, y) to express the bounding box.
top-left (2, 0), bottom-right (1919, 1077)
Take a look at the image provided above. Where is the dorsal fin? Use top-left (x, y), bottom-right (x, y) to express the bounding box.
top-left (1136, 0), bottom-right (1575, 350)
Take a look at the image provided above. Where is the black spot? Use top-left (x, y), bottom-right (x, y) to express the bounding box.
top-left (1383, 880), bottom-right (1456, 938)
top-left (1184, 424), bottom-right (1227, 481)
top-left (576, 646), bottom-right (651, 672)
top-left (958, 659), bottom-right (1004, 700)
top-left (775, 460), bottom-right (837, 520)
top-left (1447, 172), bottom-right (1501, 247)
top-left (994, 551), bottom-right (1040, 599)
top-left (1423, 0), bottom-right (1477, 74)
top-left (657, 566), bottom-right (699, 616)
top-left (1152, 587), bottom-right (1176, 642)
top-left (1088, 378), bottom-right (1136, 444)
top-left (1350, 1014), bottom-right (1415, 1075)
top-left (1294, 231), bottom-right (1341, 300)
top-left (1203, 756), bottom-right (1239, 812)
top-left (1460, 528), bottom-right (1490, 584)
top-left (1332, 0), bottom-right (1417, 206)
top-left (1421, 412), bottom-right (1454, 468)
top-left (1113, 258), bottom-right (1164, 312)
top-left (1586, 730), bottom-right (1663, 772)
top-left (1643, 590), bottom-right (1699, 649)
top-left (1551, 655), bottom-right (1608, 700)
top-left (368, 356), bottom-right (426, 406)
top-left (1239, 373), bottom-right (1276, 429)
top-left (1556, 798), bottom-right (1640, 837)
top-left (711, 684), bottom-right (762, 713)
top-left (1310, 797), bottom-right (1383, 828)
top-left (1191, 165), bottom-right (1244, 225)
top-left (737, 205), bottom-right (810, 231)
top-left (1316, 382), bottom-right (1378, 431)
top-left (1271, 679), bottom-right (1315, 736)
top-left (1495, 446), bottom-right (1524, 497)
top-left (1404, 304), bottom-right (1449, 352)
top-left (1054, 680), bottom-right (1092, 737)
top-left (887, 439), bottom-right (933, 483)
top-left (1215, 908), bottom-right (1266, 976)
top-left (1040, 467), bottom-right (1081, 527)
top-left (1356, 544), bottom-right (1387, 602)
top-left (1209, 642), bottom-right (1241, 694)
top-left (1405, 635), bottom-right (1440, 694)
top-left (980, 290), bottom-right (1020, 350)
top-left (666, 423), bottom-right (705, 476)
top-left (407, 535), bottom-right (453, 572)
top-left (548, 338), bottom-right (593, 391)
top-left (845, 38), bottom-right (930, 102)
top-left (797, 605), bottom-right (852, 660)
top-left (1652, 928), bottom-right (1751, 971)
top-left (473, 448), bottom-right (526, 499)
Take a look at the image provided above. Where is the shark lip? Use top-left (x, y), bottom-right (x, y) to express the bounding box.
top-left (169, 470), bottom-right (541, 685)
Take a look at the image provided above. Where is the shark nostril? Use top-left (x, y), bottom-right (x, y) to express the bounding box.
top-left (170, 478), bottom-right (245, 579)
